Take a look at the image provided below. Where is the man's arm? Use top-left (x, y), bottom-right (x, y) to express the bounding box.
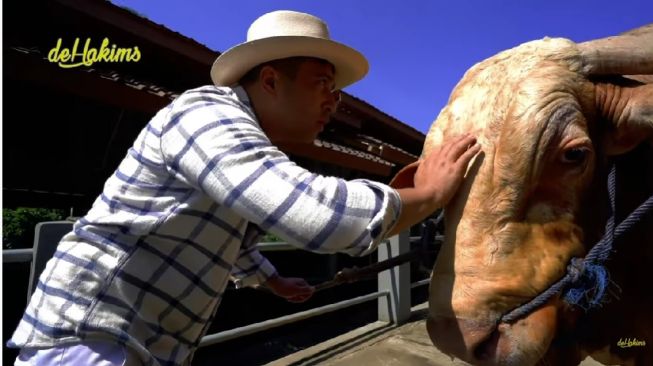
top-left (161, 88), bottom-right (400, 256)
top-left (229, 247), bottom-right (314, 302)
top-left (229, 244), bottom-right (278, 289)
top-left (230, 225), bottom-right (315, 302)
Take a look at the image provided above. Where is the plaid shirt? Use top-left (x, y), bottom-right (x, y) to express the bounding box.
top-left (9, 85), bottom-right (401, 366)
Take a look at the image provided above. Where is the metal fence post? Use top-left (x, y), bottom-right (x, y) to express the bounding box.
top-left (378, 230), bottom-right (411, 324)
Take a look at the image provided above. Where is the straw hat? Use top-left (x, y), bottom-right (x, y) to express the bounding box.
top-left (210, 10), bottom-right (369, 90)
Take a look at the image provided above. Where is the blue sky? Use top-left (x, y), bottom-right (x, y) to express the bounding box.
top-left (111, 0), bottom-right (652, 133)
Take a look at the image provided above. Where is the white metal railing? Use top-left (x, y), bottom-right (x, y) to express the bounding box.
top-left (3, 248), bottom-right (34, 263)
top-left (198, 230), bottom-right (431, 347)
top-left (255, 242), bottom-right (295, 251)
top-left (199, 291), bottom-right (389, 347)
top-left (3, 229), bottom-right (435, 349)
top-left (254, 235), bottom-right (442, 252)
top-left (411, 278), bottom-right (430, 289)
top-left (3, 236), bottom-right (441, 260)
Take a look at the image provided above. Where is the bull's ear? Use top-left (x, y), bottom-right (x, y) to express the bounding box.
top-left (578, 23), bottom-right (653, 155)
top-left (600, 82), bottom-right (653, 155)
top-left (389, 160), bottom-right (420, 189)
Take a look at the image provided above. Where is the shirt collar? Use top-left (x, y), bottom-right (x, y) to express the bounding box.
top-left (226, 84), bottom-right (263, 128)
top-left (231, 84), bottom-right (253, 110)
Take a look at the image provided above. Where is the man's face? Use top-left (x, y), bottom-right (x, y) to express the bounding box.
top-left (273, 59), bottom-right (340, 143)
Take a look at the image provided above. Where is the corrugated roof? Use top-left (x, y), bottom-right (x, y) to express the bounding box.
top-left (9, 45), bottom-right (410, 170)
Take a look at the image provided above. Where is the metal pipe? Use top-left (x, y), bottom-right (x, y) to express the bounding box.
top-left (3, 249), bottom-right (34, 263)
top-left (410, 235), bottom-right (445, 242)
top-left (410, 278), bottom-right (430, 289)
top-left (199, 291), bottom-right (389, 347)
top-left (256, 235), bottom-right (444, 252)
top-left (256, 242), bottom-right (296, 251)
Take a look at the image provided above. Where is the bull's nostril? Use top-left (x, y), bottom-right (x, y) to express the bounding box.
top-left (472, 329), bottom-right (501, 361)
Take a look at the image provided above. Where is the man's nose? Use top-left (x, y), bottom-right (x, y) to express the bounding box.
top-left (324, 90), bottom-right (341, 114)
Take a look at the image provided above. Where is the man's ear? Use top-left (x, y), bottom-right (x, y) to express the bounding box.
top-left (600, 82), bottom-right (653, 155)
top-left (259, 66), bottom-right (280, 95)
top-left (389, 160), bottom-right (420, 189)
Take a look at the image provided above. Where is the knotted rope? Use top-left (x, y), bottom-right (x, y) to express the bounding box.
top-left (500, 164), bottom-right (653, 323)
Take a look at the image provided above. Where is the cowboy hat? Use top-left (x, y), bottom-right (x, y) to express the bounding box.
top-left (210, 10), bottom-right (369, 90)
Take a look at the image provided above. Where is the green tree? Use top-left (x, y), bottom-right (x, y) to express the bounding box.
top-left (2, 208), bottom-right (66, 249)
top-left (262, 232), bottom-right (283, 243)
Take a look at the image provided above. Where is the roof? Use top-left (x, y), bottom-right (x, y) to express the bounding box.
top-left (8, 45), bottom-right (416, 169)
top-left (3, 0), bottom-right (426, 210)
top-left (49, 0), bottom-right (425, 154)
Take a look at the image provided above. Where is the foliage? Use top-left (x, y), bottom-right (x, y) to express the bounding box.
top-left (262, 232), bottom-right (284, 243)
top-left (2, 208), bottom-right (66, 249)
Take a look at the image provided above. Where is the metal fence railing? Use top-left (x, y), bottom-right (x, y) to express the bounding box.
top-left (199, 291), bottom-right (389, 347)
top-left (3, 248), bottom-right (33, 263)
top-left (3, 223), bottom-right (434, 350)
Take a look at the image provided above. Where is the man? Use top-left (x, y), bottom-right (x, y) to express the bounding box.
top-left (9, 10), bottom-right (480, 366)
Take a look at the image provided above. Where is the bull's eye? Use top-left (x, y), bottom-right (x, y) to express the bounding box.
top-left (562, 147), bottom-right (588, 164)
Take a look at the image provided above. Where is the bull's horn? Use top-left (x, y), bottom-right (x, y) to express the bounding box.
top-left (578, 24), bottom-right (653, 76)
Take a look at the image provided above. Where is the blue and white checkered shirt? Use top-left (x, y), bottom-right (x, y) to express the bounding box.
top-left (9, 85), bottom-right (401, 366)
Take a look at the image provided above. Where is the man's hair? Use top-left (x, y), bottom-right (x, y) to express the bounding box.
top-left (239, 56), bottom-right (334, 86)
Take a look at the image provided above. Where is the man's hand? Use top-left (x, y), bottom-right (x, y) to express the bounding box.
top-left (387, 133), bottom-right (480, 236)
top-left (265, 274), bottom-right (315, 303)
top-left (415, 133), bottom-right (480, 207)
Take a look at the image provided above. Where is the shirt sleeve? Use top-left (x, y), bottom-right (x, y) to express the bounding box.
top-left (229, 247), bottom-right (277, 289)
top-left (229, 223), bottom-right (277, 288)
top-left (160, 87), bottom-right (402, 257)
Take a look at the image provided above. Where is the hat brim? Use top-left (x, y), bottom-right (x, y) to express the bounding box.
top-left (210, 36), bottom-right (369, 90)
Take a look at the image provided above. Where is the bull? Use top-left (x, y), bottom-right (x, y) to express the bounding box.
top-left (391, 25), bottom-right (653, 365)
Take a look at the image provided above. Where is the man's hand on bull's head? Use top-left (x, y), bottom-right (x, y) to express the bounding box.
top-left (414, 133), bottom-right (481, 208)
top-left (386, 133), bottom-right (482, 237)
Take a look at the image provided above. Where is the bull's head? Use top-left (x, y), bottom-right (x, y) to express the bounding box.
top-left (392, 25), bottom-right (653, 365)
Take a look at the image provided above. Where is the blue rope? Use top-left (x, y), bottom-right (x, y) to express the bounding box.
top-left (500, 164), bottom-right (653, 324)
